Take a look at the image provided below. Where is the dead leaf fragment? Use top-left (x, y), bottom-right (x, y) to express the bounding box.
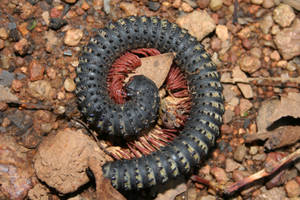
top-left (256, 93), bottom-right (300, 132)
top-left (126, 53), bottom-right (175, 88)
top-left (245, 126), bottom-right (300, 150)
top-left (88, 157), bottom-right (126, 200)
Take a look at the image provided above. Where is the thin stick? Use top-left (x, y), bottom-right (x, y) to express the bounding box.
top-left (224, 148), bottom-right (300, 195)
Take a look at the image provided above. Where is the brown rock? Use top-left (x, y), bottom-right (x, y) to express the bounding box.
top-left (233, 144), bottom-right (247, 162)
top-left (211, 37), bottom-right (222, 51)
top-left (225, 158), bottom-right (241, 172)
top-left (216, 25), bottom-right (229, 41)
top-left (259, 14), bottom-right (274, 34)
top-left (176, 11), bottom-right (216, 41)
top-left (18, 22), bottom-right (29, 36)
top-left (0, 39), bottom-right (4, 50)
top-left (274, 19), bottom-right (300, 60)
top-left (120, 2), bottom-right (138, 16)
top-left (82, 1), bottom-right (90, 10)
top-left (93, 0), bottom-right (103, 10)
top-left (11, 79), bottom-right (23, 92)
top-left (64, 29), bottom-right (83, 46)
top-left (263, 0), bottom-right (275, 8)
top-left (29, 61), bottom-right (45, 81)
top-left (210, 167), bottom-right (228, 184)
top-left (270, 50), bottom-right (280, 61)
top-left (223, 109), bottom-right (234, 124)
top-left (209, 0), bottom-right (223, 11)
top-left (34, 128), bottom-right (107, 194)
top-left (0, 85), bottom-right (19, 103)
top-left (282, 0), bottom-right (300, 11)
top-left (197, 0), bottom-right (210, 8)
top-left (0, 27), bottom-right (8, 40)
top-left (273, 4), bottom-right (296, 27)
top-left (27, 80), bottom-right (54, 100)
top-left (0, 102), bottom-right (8, 111)
top-left (239, 55), bottom-right (261, 74)
top-left (14, 38), bottom-right (30, 56)
top-left (181, 2), bottom-right (193, 12)
top-left (232, 66), bottom-right (254, 99)
top-left (64, 78), bottom-right (76, 92)
top-left (20, 2), bottom-right (35, 20)
top-left (285, 179), bottom-right (300, 198)
top-left (46, 67), bottom-right (57, 79)
top-left (0, 135), bottom-right (34, 200)
top-left (173, 0), bottom-right (181, 8)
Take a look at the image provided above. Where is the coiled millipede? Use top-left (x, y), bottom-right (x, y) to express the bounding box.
top-left (75, 16), bottom-right (224, 191)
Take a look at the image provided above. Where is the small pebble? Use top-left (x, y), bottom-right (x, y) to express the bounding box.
top-left (285, 179), bottom-right (300, 198)
top-left (263, 0), bottom-right (275, 8)
top-left (225, 158), bottom-right (241, 172)
top-left (209, 0), bottom-right (223, 11)
top-left (11, 79), bottom-right (23, 92)
top-left (29, 60), bottom-right (45, 81)
top-left (49, 18), bottom-right (68, 30)
top-left (28, 80), bottom-right (53, 100)
top-left (211, 167), bottom-right (228, 184)
top-left (14, 38), bottom-right (30, 56)
top-left (274, 19), bottom-right (300, 60)
top-left (64, 29), bottom-right (83, 46)
top-left (286, 61), bottom-right (296, 71)
top-left (249, 146), bottom-right (258, 155)
top-left (176, 11), bottom-right (216, 41)
top-left (216, 25), bottom-right (229, 41)
top-left (120, 2), bottom-right (138, 16)
top-left (271, 25), bottom-right (280, 35)
top-left (233, 144), bottom-right (247, 162)
top-left (0, 102), bottom-right (8, 111)
top-left (81, 1), bottom-right (90, 10)
top-left (251, 0), bottom-right (263, 5)
top-left (18, 22), bottom-right (29, 36)
top-left (239, 55), bottom-right (261, 74)
top-left (252, 153), bottom-right (266, 161)
top-left (0, 27), bottom-right (9, 40)
top-left (197, 0), bottom-right (210, 8)
top-left (181, 2), bottom-right (193, 12)
top-left (147, 1), bottom-right (161, 11)
top-left (270, 50), bottom-right (280, 61)
top-left (0, 39), bottom-right (5, 50)
top-left (172, 0), bottom-right (181, 8)
top-left (64, 78), bottom-right (76, 92)
top-left (273, 4), bottom-right (296, 27)
top-left (9, 28), bottom-right (20, 42)
top-left (260, 14), bottom-right (273, 34)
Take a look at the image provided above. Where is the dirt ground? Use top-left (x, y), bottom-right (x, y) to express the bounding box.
top-left (0, 0), bottom-right (299, 200)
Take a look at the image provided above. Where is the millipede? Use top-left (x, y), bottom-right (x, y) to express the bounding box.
top-left (75, 16), bottom-right (224, 191)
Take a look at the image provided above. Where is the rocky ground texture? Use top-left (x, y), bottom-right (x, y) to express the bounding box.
top-left (0, 0), bottom-right (299, 200)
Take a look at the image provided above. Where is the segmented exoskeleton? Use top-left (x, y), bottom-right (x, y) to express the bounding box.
top-left (75, 16), bottom-right (224, 191)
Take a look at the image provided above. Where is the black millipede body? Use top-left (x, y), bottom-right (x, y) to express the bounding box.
top-left (75, 16), bottom-right (224, 191)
